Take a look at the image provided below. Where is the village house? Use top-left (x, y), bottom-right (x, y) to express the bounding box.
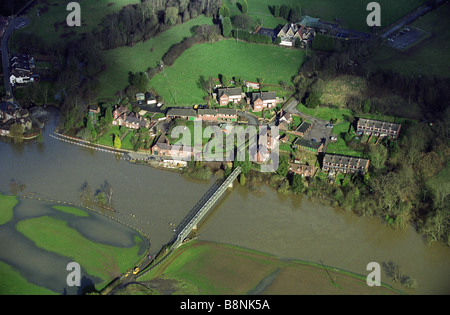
top-left (254, 127), bottom-right (279, 163)
top-left (356, 118), bottom-right (402, 138)
top-left (244, 81), bottom-right (260, 91)
top-left (293, 138), bottom-right (324, 153)
top-left (0, 102), bottom-right (19, 123)
top-left (288, 162), bottom-right (315, 177)
top-left (217, 87), bottom-right (243, 106)
top-left (88, 105), bottom-right (100, 119)
top-left (166, 108), bottom-right (237, 122)
top-left (322, 154), bottom-right (370, 174)
top-left (197, 108), bottom-right (237, 122)
top-left (112, 106), bottom-right (148, 130)
top-left (251, 92), bottom-right (277, 112)
top-left (0, 116), bottom-right (32, 137)
top-left (166, 108), bottom-right (197, 121)
top-left (151, 139), bottom-right (194, 160)
top-left (278, 110), bottom-right (292, 124)
top-left (294, 121), bottom-right (312, 137)
top-left (145, 92), bottom-right (157, 105)
top-left (9, 54), bottom-right (37, 86)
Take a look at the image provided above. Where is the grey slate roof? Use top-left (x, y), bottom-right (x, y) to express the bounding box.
top-left (251, 92), bottom-right (276, 102)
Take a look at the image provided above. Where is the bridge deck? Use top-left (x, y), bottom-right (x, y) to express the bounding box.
top-left (172, 167), bottom-right (241, 248)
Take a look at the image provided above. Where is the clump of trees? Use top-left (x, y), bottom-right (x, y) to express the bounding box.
top-left (96, 0), bottom-right (222, 50)
top-left (383, 260), bottom-right (418, 289)
top-left (183, 161), bottom-right (212, 181)
top-left (231, 29), bottom-right (272, 44)
top-left (272, 4), bottom-right (302, 23)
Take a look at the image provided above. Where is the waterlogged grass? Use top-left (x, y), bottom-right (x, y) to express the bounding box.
top-left (52, 205), bottom-right (89, 217)
top-left (150, 39), bottom-right (305, 106)
top-left (0, 261), bottom-right (58, 295)
top-left (140, 241), bottom-right (400, 295)
top-left (0, 193), bottom-right (18, 225)
top-left (16, 216), bottom-right (145, 285)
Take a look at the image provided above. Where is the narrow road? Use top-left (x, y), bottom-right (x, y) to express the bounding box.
top-left (1, 16), bottom-right (29, 101)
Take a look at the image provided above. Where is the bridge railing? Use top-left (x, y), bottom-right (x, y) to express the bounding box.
top-left (172, 167), bottom-right (241, 248)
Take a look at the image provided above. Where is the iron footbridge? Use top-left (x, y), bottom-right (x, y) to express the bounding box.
top-left (171, 166), bottom-right (242, 249)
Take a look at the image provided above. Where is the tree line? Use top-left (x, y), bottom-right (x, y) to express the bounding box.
top-left (95, 0), bottom-right (222, 50)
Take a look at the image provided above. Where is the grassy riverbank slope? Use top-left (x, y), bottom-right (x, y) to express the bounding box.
top-left (136, 241), bottom-right (400, 295)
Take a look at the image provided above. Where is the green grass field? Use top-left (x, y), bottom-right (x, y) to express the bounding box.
top-left (52, 205), bottom-right (90, 217)
top-left (11, 0), bottom-right (141, 47)
top-left (138, 241), bottom-right (400, 295)
top-left (95, 125), bottom-right (137, 150)
top-left (96, 15), bottom-right (215, 100)
top-left (0, 261), bottom-right (58, 295)
top-left (224, 0), bottom-right (426, 32)
top-left (372, 2), bottom-right (450, 78)
top-left (296, 103), bottom-right (353, 123)
top-left (0, 193), bottom-right (18, 225)
top-left (0, 196), bottom-right (148, 294)
top-left (150, 39), bottom-right (306, 106)
top-left (16, 215), bottom-right (145, 287)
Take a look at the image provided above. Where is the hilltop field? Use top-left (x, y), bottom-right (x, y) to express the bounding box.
top-left (149, 39), bottom-right (306, 106)
top-left (222, 0), bottom-right (426, 31)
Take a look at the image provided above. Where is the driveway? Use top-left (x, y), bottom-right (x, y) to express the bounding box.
top-left (284, 99), bottom-right (333, 151)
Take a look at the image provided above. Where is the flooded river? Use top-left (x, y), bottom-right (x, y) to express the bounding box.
top-left (0, 108), bottom-right (448, 294)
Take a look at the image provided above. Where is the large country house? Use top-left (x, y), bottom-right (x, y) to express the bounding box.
top-left (277, 21), bottom-right (316, 46)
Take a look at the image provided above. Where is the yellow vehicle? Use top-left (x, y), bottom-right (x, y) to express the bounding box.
top-left (193, 104), bottom-right (199, 109)
top-left (133, 267), bottom-right (140, 275)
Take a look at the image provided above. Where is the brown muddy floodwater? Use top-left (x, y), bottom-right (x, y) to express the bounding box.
top-left (0, 108), bottom-right (448, 294)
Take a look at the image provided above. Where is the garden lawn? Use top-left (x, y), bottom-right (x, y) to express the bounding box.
top-left (150, 39), bottom-right (306, 106)
top-left (326, 121), bottom-right (365, 157)
top-left (96, 15), bottom-right (214, 100)
top-left (296, 103), bottom-right (353, 123)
